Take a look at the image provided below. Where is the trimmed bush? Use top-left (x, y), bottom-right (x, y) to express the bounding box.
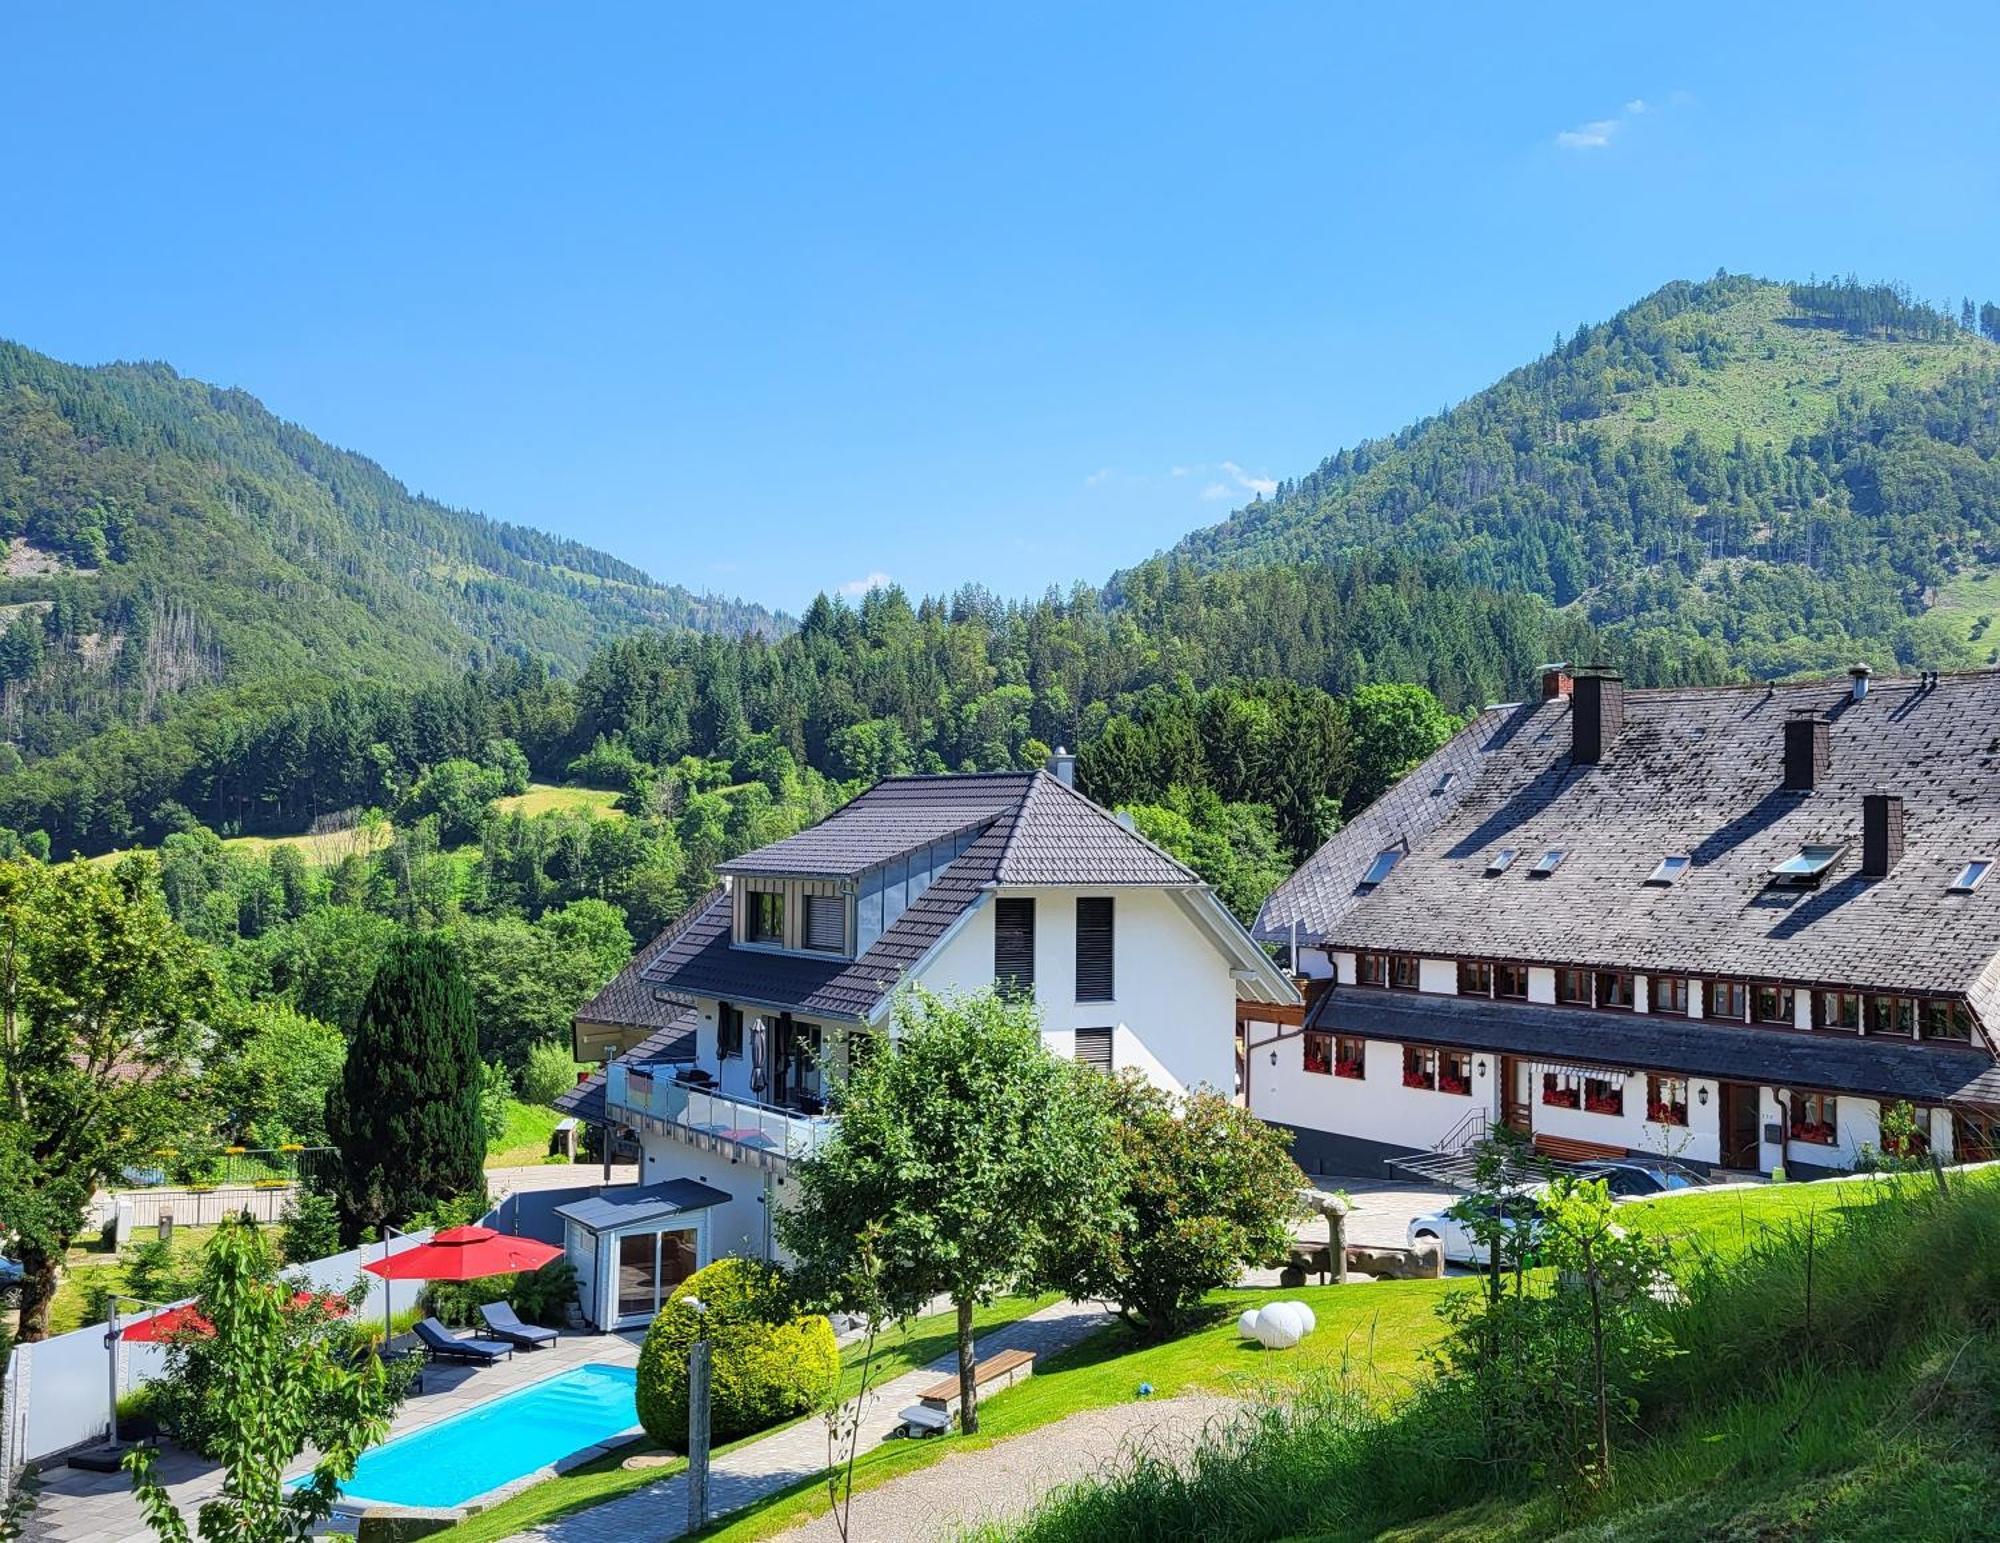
top-left (634, 1258), bottom-right (838, 1445)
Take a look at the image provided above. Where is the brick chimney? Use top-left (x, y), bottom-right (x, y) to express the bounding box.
top-left (1540, 663), bottom-right (1574, 701)
top-left (1783, 715), bottom-right (1830, 791)
top-left (1571, 669), bottom-right (1625, 765)
top-left (1863, 794), bottom-right (1905, 878)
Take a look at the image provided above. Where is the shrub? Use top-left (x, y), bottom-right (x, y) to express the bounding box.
top-left (424, 1259), bottom-right (578, 1329)
top-left (280, 1189), bottom-right (343, 1266)
top-left (522, 1040), bottom-right (585, 1107)
top-left (634, 1258), bottom-right (838, 1445)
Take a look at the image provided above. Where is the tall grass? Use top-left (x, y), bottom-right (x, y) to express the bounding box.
top-left (982, 1174), bottom-right (2000, 1542)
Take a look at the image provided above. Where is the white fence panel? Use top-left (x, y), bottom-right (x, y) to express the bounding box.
top-left (10, 1230), bottom-right (434, 1463)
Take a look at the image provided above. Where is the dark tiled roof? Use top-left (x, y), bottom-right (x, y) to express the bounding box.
top-left (1308, 987), bottom-right (2000, 1105)
top-left (553, 1178), bottom-right (733, 1232)
top-left (1261, 673), bottom-right (2000, 1018)
top-left (717, 774), bottom-right (1030, 878)
top-left (648, 769), bottom-right (1204, 1020)
top-left (555, 1011), bottom-right (699, 1123)
top-left (575, 896), bottom-right (718, 1030)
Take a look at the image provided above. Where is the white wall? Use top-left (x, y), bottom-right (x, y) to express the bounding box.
top-left (637, 1129), bottom-right (776, 1261)
top-left (1529, 1071), bottom-right (1722, 1166)
top-left (1418, 958), bottom-right (1458, 994)
top-left (1249, 1034), bottom-right (1494, 1153)
top-left (917, 886), bottom-right (1238, 1096)
top-left (1527, 967), bottom-right (1556, 1004)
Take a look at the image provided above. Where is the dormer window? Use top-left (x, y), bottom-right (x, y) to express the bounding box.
top-left (748, 889), bottom-right (785, 944)
top-left (1530, 848), bottom-right (1567, 876)
top-left (1646, 854), bottom-right (1691, 886)
top-left (1360, 848), bottom-right (1403, 888)
top-left (802, 894), bottom-right (846, 953)
top-left (1485, 848), bottom-right (1520, 875)
top-left (1770, 844), bottom-right (1842, 888)
top-left (1950, 860), bottom-right (1993, 894)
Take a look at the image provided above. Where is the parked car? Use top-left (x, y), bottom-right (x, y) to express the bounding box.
top-left (1408, 1190), bottom-right (1545, 1266)
top-left (0, 1256), bottom-right (22, 1289)
top-left (1574, 1160), bottom-right (1709, 1199)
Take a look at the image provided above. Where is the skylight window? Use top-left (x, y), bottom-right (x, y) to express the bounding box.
top-left (1485, 848), bottom-right (1519, 875)
top-left (1359, 848), bottom-right (1402, 888)
top-left (1530, 848), bottom-right (1567, 876)
top-left (1434, 770), bottom-right (1458, 795)
top-left (1950, 860), bottom-right (1993, 894)
top-left (1646, 854), bottom-right (1691, 886)
top-left (1769, 844), bottom-right (1843, 887)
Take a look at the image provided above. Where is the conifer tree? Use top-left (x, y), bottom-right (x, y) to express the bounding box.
top-left (325, 931), bottom-right (486, 1241)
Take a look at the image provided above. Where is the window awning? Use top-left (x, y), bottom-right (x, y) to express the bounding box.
top-left (1527, 1058), bottom-right (1638, 1082)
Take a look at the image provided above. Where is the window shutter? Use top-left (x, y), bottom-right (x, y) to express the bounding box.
top-left (1074, 1027), bottom-right (1113, 1072)
top-left (803, 894), bottom-right (845, 952)
top-left (718, 1002), bottom-right (743, 1058)
top-left (1075, 897), bottom-right (1114, 1002)
top-left (994, 898), bottom-right (1036, 994)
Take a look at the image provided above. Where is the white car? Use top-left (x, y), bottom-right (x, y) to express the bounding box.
top-left (1408, 1190), bottom-right (1545, 1266)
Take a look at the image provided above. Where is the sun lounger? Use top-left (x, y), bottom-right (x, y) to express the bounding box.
top-left (415, 1316), bottom-right (513, 1364)
top-left (479, 1301), bottom-right (558, 1349)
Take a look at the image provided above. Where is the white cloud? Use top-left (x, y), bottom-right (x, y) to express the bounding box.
top-left (1175, 459), bottom-right (1277, 503)
top-left (1084, 466), bottom-right (1115, 487)
top-left (1554, 96), bottom-right (1659, 151)
top-left (1220, 460), bottom-right (1278, 497)
top-left (838, 571), bottom-right (893, 597)
top-left (1201, 482), bottom-right (1231, 500)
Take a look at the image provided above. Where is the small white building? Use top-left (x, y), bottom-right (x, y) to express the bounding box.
top-left (567, 761), bottom-right (1298, 1329)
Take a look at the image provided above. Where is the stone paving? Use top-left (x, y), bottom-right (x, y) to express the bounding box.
top-left (508, 1298), bottom-right (1114, 1543)
top-left (24, 1329), bottom-right (646, 1543)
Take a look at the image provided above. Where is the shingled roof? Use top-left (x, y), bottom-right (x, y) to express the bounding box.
top-left (1258, 670), bottom-right (2000, 1023)
top-left (555, 1009), bottom-right (699, 1124)
top-left (639, 767), bottom-right (1254, 1021)
top-left (575, 894), bottom-right (718, 1031)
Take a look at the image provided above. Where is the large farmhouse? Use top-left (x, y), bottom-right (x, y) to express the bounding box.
top-left (562, 760), bottom-right (1298, 1329)
top-left (1249, 666), bottom-right (2000, 1180)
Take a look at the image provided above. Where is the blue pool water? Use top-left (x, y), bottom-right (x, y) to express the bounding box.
top-left (335, 1363), bottom-right (639, 1508)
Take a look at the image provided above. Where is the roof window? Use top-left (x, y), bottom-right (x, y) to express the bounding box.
top-left (1434, 770), bottom-right (1458, 795)
top-left (1769, 843), bottom-right (1843, 888)
top-left (1485, 848), bottom-right (1519, 875)
top-left (1359, 848), bottom-right (1402, 888)
top-left (1950, 859), bottom-right (1993, 894)
top-left (1529, 848), bottom-right (1567, 876)
top-left (1646, 854), bottom-right (1691, 886)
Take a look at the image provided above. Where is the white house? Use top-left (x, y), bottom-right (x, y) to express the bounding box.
top-left (1246, 665), bottom-right (2000, 1184)
top-left (561, 760), bottom-right (1298, 1330)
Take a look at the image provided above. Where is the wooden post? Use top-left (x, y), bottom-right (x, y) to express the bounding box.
top-left (687, 1336), bottom-right (711, 1531)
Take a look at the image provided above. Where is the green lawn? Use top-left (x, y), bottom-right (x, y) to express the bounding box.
top-left (49, 1225), bottom-right (219, 1335)
top-left (493, 783), bottom-right (625, 820)
top-left (698, 1279), bottom-right (1460, 1542)
top-left (1620, 1167), bottom-right (1998, 1262)
top-left (484, 1100), bottom-right (567, 1169)
top-left (436, 1293), bottom-right (1059, 1543)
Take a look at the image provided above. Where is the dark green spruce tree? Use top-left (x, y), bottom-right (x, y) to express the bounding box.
top-left (325, 932), bottom-right (486, 1242)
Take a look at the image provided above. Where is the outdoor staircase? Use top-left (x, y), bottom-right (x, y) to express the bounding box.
top-left (1387, 1107), bottom-right (1495, 1189)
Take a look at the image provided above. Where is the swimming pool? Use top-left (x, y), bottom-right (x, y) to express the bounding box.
top-left (335, 1363), bottom-right (640, 1509)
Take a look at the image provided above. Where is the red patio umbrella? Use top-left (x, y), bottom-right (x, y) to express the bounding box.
top-left (122, 1290), bottom-right (348, 1342)
top-left (363, 1225), bottom-right (561, 1282)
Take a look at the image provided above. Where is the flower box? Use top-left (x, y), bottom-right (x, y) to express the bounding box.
top-left (1647, 1101), bottom-right (1688, 1127)
top-left (1438, 1075), bottom-right (1472, 1097)
top-left (1583, 1093), bottom-right (1624, 1116)
top-left (1334, 1060), bottom-right (1366, 1080)
top-left (1402, 1071), bottom-right (1435, 1091)
top-left (1789, 1121), bottom-right (1836, 1146)
top-left (1542, 1088), bottom-right (1580, 1109)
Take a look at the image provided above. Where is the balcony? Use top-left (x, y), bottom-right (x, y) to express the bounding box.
top-left (606, 1062), bottom-right (836, 1164)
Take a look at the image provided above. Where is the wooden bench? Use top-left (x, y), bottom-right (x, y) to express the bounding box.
top-left (1533, 1133), bottom-right (1626, 1164)
top-left (897, 1349), bottom-right (1037, 1435)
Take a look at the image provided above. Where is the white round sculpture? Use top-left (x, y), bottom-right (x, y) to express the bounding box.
top-left (1248, 1300), bottom-right (1311, 1350)
top-left (1292, 1301), bottom-right (1316, 1336)
top-left (1237, 1308), bottom-right (1262, 1342)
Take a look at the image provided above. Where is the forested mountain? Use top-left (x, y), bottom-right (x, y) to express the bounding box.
top-left (1147, 274), bottom-right (2000, 681)
top-left (0, 338), bottom-right (777, 761)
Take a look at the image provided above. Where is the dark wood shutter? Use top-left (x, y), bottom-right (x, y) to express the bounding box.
top-left (1074, 1027), bottom-right (1113, 1072)
top-left (1075, 897), bottom-right (1114, 1002)
top-left (994, 898), bottom-right (1036, 994)
top-left (717, 1002), bottom-right (742, 1058)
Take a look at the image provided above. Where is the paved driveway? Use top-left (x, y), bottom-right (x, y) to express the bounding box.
top-left (1240, 1176), bottom-right (1463, 1288)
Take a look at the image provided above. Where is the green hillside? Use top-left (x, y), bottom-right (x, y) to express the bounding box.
top-left (0, 339), bottom-right (778, 762)
top-left (1149, 273), bottom-right (2000, 682)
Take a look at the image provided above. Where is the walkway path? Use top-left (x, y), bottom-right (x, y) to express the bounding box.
top-left (768, 1392), bottom-right (1234, 1542)
top-left (509, 1298), bottom-right (1114, 1543)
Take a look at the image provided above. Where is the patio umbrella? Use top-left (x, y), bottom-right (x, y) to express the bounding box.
top-left (121, 1290), bottom-right (348, 1342)
top-left (362, 1225), bottom-right (561, 1282)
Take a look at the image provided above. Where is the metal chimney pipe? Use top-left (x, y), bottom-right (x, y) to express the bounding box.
top-left (1849, 663), bottom-right (1872, 703)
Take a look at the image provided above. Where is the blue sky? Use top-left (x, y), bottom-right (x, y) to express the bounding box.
top-left (7, 3), bottom-right (1999, 614)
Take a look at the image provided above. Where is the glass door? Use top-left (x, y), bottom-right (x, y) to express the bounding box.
top-left (617, 1230), bottom-right (660, 1320)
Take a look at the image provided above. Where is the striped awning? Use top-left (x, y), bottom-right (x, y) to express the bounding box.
top-left (1526, 1057), bottom-right (1638, 1082)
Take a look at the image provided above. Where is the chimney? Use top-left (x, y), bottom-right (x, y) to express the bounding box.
top-left (1848, 662), bottom-right (1872, 703)
top-left (1570, 669), bottom-right (1625, 765)
top-left (1047, 746), bottom-right (1076, 787)
top-left (1540, 663), bottom-right (1574, 701)
top-left (1783, 715), bottom-right (1831, 791)
top-left (1863, 794), bottom-right (1905, 878)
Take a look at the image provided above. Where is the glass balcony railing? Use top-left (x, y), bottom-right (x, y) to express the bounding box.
top-left (607, 1063), bottom-right (836, 1162)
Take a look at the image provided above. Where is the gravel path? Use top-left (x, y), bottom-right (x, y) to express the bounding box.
top-left (769, 1393), bottom-right (1237, 1542)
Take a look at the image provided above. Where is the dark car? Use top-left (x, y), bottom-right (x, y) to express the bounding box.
top-left (1576, 1160), bottom-right (1709, 1199)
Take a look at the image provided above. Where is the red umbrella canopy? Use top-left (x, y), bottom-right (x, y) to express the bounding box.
top-left (122, 1291), bottom-right (347, 1342)
top-left (363, 1225), bottom-right (562, 1282)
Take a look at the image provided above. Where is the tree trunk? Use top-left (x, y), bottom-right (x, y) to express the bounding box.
top-left (955, 1295), bottom-right (978, 1434)
top-left (16, 1242), bottom-right (59, 1342)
